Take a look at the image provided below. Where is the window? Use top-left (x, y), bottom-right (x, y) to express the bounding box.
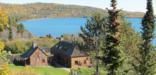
top-left (75, 61), bottom-right (79, 65)
top-left (84, 60), bottom-right (87, 64)
top-left (42, 59), bottom-right (45, 63)
top-left (75, 61), bottom-right (81, 66)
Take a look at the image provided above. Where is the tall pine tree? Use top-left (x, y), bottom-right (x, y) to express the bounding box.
top-left (132, 0), bottom-right (156, 75)
top-left (102, 0), bottom-right (123, 75)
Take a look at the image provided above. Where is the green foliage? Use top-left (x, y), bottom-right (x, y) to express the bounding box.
top-left (8, 15), bottom-right (21, 40)
top-left (80, 2), bottom-right (142, 75)
top-left (113, 17), bottom-right (141, 75)
top-left (0, 41), bottom-right (5, 52)
top-left (80, 13), bottom-right (141, 75)
top-left (80, 13), bottom-right (106, 50)
top-left (0, 63), bottom-right (10, 75)
top-left (80, 13), bottom-right (107, 75)
top-left (5, 39), bottom-right (32, 54)
top-left (4, 37), bottom-right (58, 54)
top-left (8, 27), bottom-right (13, 40)
top-left (119, 18), bottom-right (141, 57)
top-left (8, 15), bottom-right (19, 27)
top-left (8, 18), bottom-right (13, 40)
top-left (17, 23), bottom-right (25, 33)
top-left (32, 37), bottom-right (58, 48)
top-left (0, 51), bottom-right (9, 66)
top-left (132, 0), bottom-right (156, 75)
top-left (0, 9), bottom-right (9, 31)
top-left (46, 34), bottom-right (53, 38)
top-left (0, 41), bottom-right (9, 65)
top-left (102, 0), bottom-right (124, 75)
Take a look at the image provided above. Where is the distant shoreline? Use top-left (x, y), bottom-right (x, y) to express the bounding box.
top-left (19, 17), bottom-right (86, 22)
top-left (0, 3), bottom-right (151, 21)
top-left (19, 17), bottom-right (145, 22)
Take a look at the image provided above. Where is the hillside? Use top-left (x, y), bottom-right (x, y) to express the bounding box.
top-left (0, 3), bottom-right (145, 20)
top-left (0, 27), bottom-right (33, 41)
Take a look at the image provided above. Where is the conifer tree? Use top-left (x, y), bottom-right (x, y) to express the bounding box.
top-left (102, 0), bottom-right (123, 75)
top-left (80, 14), bottom-right (107, 75)
top-left (132, 0), bottom-right (156, 75)
top-left (8, 17), bottom-right (13, 40)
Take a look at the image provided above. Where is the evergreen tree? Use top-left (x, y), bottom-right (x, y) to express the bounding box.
top-left (102, 0), bottom-right (123, 75)
top-left (17, 23), bottom-right (25, 33)
top-left (80, 13), bottom-right (107, 75)
top-left (8, 17), bottom-right (13, 40)
top-left (114, 17), bottom-right (141, 75)
top-left (132, 0), bottom-right (156, 75)
top-left (17, 23), bottom-right (25, 37)
top-left (46, 34), bottom-right (52, 38)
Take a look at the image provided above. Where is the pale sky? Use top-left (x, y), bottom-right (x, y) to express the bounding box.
top-left (0, 0), bottom-right (156, 15)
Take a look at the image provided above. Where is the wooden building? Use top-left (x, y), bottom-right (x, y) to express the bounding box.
top-left (18, 44), bottom-right (48, 66)
top-left (52, 41), bottom-right (92, 69)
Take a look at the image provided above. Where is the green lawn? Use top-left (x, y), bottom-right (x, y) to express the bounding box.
top-left (8, 64), bottom-right (106, 75)
top-left (9, 64), bottom-right (69, 75)
top-left (77, 68), bottom-right (107, 75)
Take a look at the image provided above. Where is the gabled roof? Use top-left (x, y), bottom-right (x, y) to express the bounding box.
top-left (52, 41), bottom-right (88, 57)
top-left (21, 46), bottom-right (47, 59)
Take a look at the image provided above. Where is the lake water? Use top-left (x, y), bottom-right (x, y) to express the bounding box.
top-left (20, 18), bottom-right (142, 37)
top-left (20, 18), bottom-right (156, 44)
top-left (20, 18), bottom-right (86, 37)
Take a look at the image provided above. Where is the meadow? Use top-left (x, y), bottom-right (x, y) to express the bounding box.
top-left (8, 64), bottom-right (69, 75)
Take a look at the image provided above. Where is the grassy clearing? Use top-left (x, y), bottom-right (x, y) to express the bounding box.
top-left (8, 64), bottom-right (106, 75)
top-left (9, 64), bottom-right (69, 75)
top-left (73, 67), bottom-right (107, 75)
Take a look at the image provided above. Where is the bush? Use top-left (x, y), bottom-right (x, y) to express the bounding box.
top-left (0, 41), bottom-right (9, 65)
top-left (5, 39), bottom-right (32, 54)
top-left (32, 37), bottom-right (58, 48)
top-left (0, 63), bottom-right (10, 75)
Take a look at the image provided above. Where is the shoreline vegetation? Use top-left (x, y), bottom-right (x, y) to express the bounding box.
top-left (0, 3), bottom-right (152, 21)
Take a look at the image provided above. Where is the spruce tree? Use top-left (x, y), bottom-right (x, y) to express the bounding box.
top-left (132, 0), bottom-right (156, 75)
top-left (102, 0), bottom-right (123, 75)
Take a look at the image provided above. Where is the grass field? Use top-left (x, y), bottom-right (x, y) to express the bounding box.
top-left (8, 64), bottom-right (106, 75)
top-left (76, 67), bottom-right (107, 75)
top-left (9, 64), bottom-right (69, 75)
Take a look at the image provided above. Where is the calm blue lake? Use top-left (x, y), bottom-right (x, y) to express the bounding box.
top-left (20, 18), bottom-right (156, 44)
top-left (20, 18), bottom-right (86, 37)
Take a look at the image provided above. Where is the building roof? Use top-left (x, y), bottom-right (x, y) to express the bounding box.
top-left (21, 45), bottom-right (47, 59)
top-left (52, 41), bottom-right (88, 57)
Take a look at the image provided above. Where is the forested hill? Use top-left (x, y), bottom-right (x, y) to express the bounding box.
top-left (0, 3), bottom-right (145, 20)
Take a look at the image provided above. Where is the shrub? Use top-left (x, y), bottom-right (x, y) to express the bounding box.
top-left (5, 39), bottom-right (32, 54)
top-left (0, 63), bottom-right (10, 75)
